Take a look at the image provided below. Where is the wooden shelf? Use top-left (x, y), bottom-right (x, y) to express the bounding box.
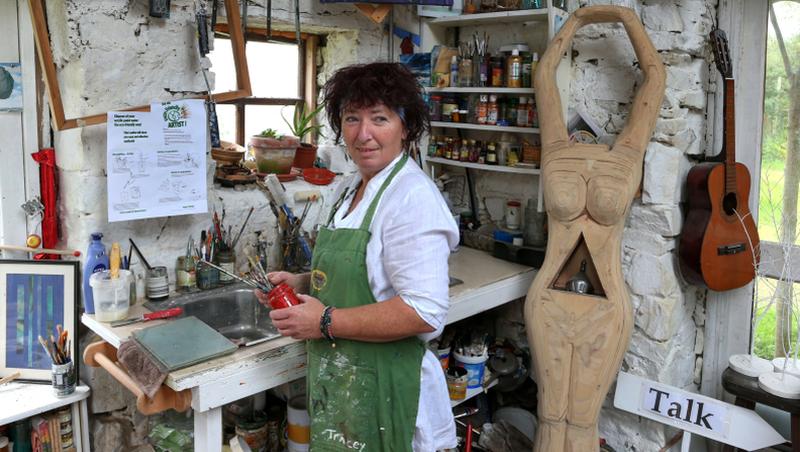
top-left (451, 378), bottom-right (499, 407)
top-left (427, 9), bottom-right (549, 27)
top-left (425, 87), bottom-right (535, 94)
top-left (431, 121), bottom-right (540, 134)
top-left (427, 156), bottom-right (540, 175)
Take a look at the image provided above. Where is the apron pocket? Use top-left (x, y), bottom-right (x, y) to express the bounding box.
top-left (309, 352), bottom-right (380, 451)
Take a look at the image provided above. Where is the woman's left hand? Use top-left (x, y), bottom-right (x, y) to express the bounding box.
top-left (269, 294), bottom-right (326, 340)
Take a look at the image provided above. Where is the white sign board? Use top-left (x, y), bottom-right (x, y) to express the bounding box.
top-left (107, 99), bottom-right (208, 222)
top-left (614, 371), bottom-right (785, 451)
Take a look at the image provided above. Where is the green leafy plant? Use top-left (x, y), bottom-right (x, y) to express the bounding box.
top-left (282, 102), bottom-right (325, 143)
top-left (258, 128), bottom-right (281, 138)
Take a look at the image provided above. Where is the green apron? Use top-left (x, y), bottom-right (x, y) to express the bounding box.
top-left (307, 154), bottom-right (424, 452)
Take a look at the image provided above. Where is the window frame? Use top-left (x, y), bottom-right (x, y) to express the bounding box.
top-left (212, 24), bottom-right (319, 145)
top-left (701, 0), bottom-right (770, 401)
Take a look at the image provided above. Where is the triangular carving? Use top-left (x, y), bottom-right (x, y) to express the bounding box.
top-left (549, 233), bottom-right (607, 297)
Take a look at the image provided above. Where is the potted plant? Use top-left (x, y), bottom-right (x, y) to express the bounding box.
top-left (283, 102), bottom-right (325, 169)
top-left (249, 128), bottom-right (300, 175)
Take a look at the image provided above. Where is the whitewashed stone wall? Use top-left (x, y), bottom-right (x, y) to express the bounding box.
top-left (45, 0), bottom-right (714, 450)
top-left (569, 0), bottom-right (712, 450)
top-left (44, 0), bottom-right (398, 449)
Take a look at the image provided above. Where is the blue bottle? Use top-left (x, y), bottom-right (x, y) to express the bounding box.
top-left (83, 232), bottom-right (109, 314)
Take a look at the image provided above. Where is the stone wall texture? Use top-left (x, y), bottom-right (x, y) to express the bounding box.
top-left (45, 0), bottom-right (714, 450)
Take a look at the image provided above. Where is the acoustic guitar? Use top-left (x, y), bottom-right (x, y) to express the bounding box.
top-left (679, 28), bottom-right (760, 291)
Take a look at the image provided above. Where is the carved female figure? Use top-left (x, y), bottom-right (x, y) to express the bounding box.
top-left (526, 6), bottom-right (665, 451)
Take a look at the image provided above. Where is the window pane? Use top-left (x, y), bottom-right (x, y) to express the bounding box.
top-left (245, 105), bottom-right (296, 141)
top-left (216, 104), bottom-right (237, 144)
top-left (753, 2), bottom-right (800, 362)
top-left (758, 1), bottom-right (800, 246)
top-left (247, 41), bottom-right (300, 98)
top-left (753, 277), bottom-right (800, 359)
top-left (208, 38), bottom-right (237, 94)
top-left (209, 39), bottom-right (300, 98)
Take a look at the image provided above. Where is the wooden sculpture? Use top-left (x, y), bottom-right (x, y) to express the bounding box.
top-left (526, 6), bottom-right (665, 452)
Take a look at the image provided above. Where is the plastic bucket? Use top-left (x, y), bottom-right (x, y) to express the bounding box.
top-left (287, 395), bottom-right (310, 452)
top-left (90, 270), bottom-right (132, 322)
top-left (454, 351), bottom-right (489, 389)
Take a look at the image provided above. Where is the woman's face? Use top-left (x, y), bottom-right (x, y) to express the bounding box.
top-left (341, 103), bottom-right (407, 180)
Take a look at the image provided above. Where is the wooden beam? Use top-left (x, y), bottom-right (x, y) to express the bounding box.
top-left (27, 0), bottom-right (252, 131)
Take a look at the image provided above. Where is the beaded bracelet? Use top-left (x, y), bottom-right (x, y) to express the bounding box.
top-left (320, 306), bottom-right (336, 347)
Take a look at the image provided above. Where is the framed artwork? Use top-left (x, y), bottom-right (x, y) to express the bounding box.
top-left (0, 260), bottom-right (79, 382)
top-left (0, 62), bottom-right (23, 112)
top-left (27, 0), bottom-right (251, 130)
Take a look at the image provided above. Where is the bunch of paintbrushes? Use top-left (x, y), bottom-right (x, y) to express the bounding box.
top-left (195, 207), bottom-right (254, 261)
top-left (38, 325), bottom-right (70, 365)
top-left (198, 252), bottom-right (274, 292)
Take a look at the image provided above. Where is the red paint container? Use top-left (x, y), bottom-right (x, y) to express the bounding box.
top-left (267, 283), bottom-right (302, 309)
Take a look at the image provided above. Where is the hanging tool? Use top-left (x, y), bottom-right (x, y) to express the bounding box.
top-left (197, 5), bottom-right (221, 148)
top-left (110, 307), bottom-right (184, 328)
top-left (294, 0), bottom-right (301, 44)
top-left (0, 244), bottom-right (81, 257)
top-left (264, 0), bottom-right (272, 41)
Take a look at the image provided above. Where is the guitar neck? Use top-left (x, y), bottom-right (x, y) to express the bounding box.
top-left (724, 78), bottom-right (737, 194)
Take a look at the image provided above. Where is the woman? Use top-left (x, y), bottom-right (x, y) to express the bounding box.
top-left (256, 62), bottom-right (459, 451)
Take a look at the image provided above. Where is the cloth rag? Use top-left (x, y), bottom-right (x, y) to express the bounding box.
top-left (117, 339), bottom-right (167, 399)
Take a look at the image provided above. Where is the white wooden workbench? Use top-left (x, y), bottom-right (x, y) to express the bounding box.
top-left (82, 247), bottom-right (535, 452)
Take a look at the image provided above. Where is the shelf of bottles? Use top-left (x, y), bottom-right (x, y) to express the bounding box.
top-left (427, 157), bottom-right (539, 174)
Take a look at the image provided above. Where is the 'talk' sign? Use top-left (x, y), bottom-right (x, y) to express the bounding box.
top-left (615, 372), bottom-right (785, 451)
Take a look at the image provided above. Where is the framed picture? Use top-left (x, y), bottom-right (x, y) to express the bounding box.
top-left (0, 62), bottom-right (23, 112)
top-left (0, 260), bottom-right (79, 382)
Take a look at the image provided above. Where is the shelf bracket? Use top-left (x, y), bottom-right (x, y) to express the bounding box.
top-left (355, 3), bottom-right (392, 24)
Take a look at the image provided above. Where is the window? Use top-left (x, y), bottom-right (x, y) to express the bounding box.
top-left (751, 1), bottom-right (800, 360)
top-left (209, 27), bottom-right (318, 145)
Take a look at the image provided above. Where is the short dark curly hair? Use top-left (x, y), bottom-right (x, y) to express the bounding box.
top-left (322, 62), bottom-right (430, 146)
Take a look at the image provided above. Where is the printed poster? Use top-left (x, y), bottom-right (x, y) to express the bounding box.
top-left (107, 99), bottom-right (208, 222)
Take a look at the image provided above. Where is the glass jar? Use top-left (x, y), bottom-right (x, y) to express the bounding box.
top-left (490, 57), bottom-right (505, 87)
top-left (430, 95), bottom-right (443, 121)
top-left (441, 96), bottom-right (458, 122)
top-left (175, 256), bottom-right (196, 292)
top-left (145, 266), bottom-right (169, 301)
top-left (196, 260), bottom-right (219, 290)
top-left (216, 249), bottom-right (235, 285)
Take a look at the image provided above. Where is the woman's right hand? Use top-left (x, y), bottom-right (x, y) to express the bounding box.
top-left (267, 271), bottom-right (300, 290)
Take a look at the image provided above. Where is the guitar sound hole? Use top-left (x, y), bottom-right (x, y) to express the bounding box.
top-left (722, 192), bottom-right (738, 216)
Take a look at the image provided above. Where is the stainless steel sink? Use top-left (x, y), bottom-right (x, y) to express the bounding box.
top-left (145, 284), bottom-right (281, 347)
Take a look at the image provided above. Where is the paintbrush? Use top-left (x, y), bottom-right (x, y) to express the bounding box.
top-left (0, 372), bottom-right (20, 386)
top-left (129, 238), bottom-right (152, 270)
top-left (231, 206), bottom-right (255, 250)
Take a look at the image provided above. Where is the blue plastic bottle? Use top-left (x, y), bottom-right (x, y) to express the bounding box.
top-left (83, 232), bottom-right (109, 314)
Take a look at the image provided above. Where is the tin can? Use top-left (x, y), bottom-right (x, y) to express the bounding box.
top-left (52, 361), bottom-right (76, 397)
top-left (267, 283), bottom-right (302, 309)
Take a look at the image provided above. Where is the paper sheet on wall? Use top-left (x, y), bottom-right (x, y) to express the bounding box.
top-left (107, 99), bottom-right (208, 222)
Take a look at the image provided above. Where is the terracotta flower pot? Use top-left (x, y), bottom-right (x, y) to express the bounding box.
top-left (292, 144), bottom-right (317, 169)
top-left (249, 135), bottom-right (300, 175)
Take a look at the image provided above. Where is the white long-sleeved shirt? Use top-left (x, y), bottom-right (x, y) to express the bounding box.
top-left (327, 152), bottom-right (459, 451)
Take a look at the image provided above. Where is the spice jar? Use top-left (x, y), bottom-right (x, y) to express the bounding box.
top-left (486, 142), bottom-right (498, 165)
top-left (441, 96), bottom-right (458, 122)
top-left (490, 57), bottom-right (505, 87)
top-left (430, 95), bottom-right (443, 121)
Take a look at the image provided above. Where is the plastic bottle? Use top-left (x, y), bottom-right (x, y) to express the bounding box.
top-left (506, 49), bottom-right (523, 88)
top-left (531, 52), bottom-right (539, 81)
top-left (477, 95), bottom-right (488, 124)
top-left (517, 97), bottom-right (529, 127)
top-left (450, 55), bottom-right (459, 88)
top-left (83, 232), bottom-right (110, 314)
